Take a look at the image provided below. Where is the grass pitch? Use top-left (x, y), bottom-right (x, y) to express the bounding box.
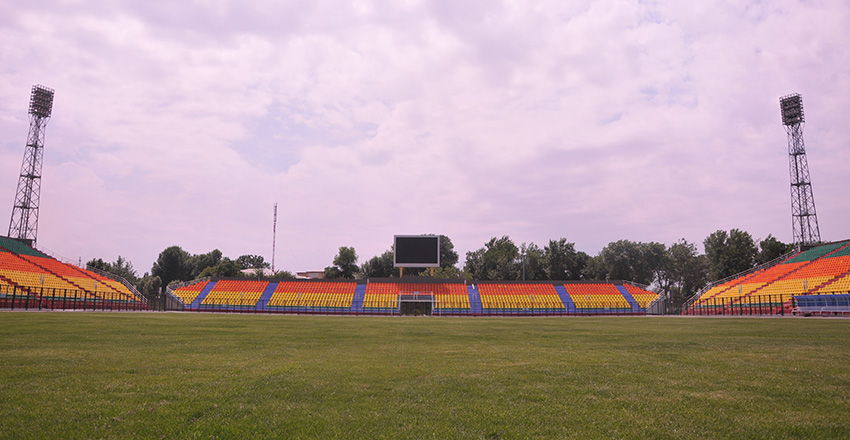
top-left (1, 313), bottom-right (849, 439)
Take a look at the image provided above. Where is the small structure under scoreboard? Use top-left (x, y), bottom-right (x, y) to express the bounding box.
top-left (393, 235), bottom-right (441, 315)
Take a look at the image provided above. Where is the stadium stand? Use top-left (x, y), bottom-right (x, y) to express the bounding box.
top-left (478, 283), bottom-right (563, 310)
top-left (564, 283), bottom-right (631, 311)
top-left (686, 240), bottom-right (850, 315)
top-left (362, 284), bottom-right (398, 309)
top-left (155, 278), bottom-right (665, 316)
top-left (822, 273), bottom-right (850, 294)
top-left (201, 280), bottom-right (268, 308)
top-left (622, 283), bottom-right (660, 308)
top-left (4, 230), bottom-right (744, 317)
top-left (0, 251), bottom-right (85, 294)
top-left (171, 280), bottom-right (210, 304)
top-left (363, 281), bottom-right (468, 311)
top-left (366, 282), bottom-right (468, 310)
top-left (268, 281), bottom-right (356, 309)
top-left (0, 235), bottom-right (144, 309)
top-left (0, 236), bottom-right (49, 258)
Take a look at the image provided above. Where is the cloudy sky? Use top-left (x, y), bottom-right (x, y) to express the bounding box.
top-left (1, 0), bottom-right (848, 275)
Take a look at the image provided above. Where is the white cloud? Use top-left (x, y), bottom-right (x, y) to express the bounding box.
top-left (0, 0), bottom-right (848, 273)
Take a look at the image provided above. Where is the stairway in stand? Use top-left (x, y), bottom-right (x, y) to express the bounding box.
top-left (467, 285), bottom-right (483, 315)
top-left (256, 282), bottom-right (279, 312)
top-left (554, 285), bottom-right (575, 313)
top-left (616, 285), bottom-right (641, 313)
top-left (191, 281), bottom-right (216, 309)
top-left (350, 283), bottom-right (367, 313)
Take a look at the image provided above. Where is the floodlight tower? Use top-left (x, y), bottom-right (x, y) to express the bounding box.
top-left (8, 85), bottom-right (55, 245)
top-left (779, 93), bottom-right (820, 247)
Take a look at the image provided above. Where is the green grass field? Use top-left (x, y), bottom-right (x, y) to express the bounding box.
top-left (1, 313), bottom-right (849, 439)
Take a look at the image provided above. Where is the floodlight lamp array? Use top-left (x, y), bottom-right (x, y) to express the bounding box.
top-left (29, 85), bottom-right (55, 118)
top-left (779, 93), bottom-right (804, 126)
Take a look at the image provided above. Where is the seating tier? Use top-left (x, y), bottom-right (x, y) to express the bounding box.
top-left (690, 242), bottom-right (850, 313)
top-left (172, 280), bottom-right (210, 304)
top-left (0, 252), bottom-right (85, 294)
top-left (564, 283), bottom-right (630, 309)
top-left (783, 241), bottom-right (848, 264)
top-left (478, 283), bottom-right (563, 309)
top-left (819, 274), bottom-right (850, 294)
top-left (787, 255), bottom-right (850, 280)
top-left (201, 280), bottom-right (268, 306)
top-left (268, 281), bottom-right (355, 308)
top-left (623, 284), bottom-right (660, 308)
top-left (0, 236), bottom-right (49, 258)
top-left (363, 282), bottom-right (468, 309)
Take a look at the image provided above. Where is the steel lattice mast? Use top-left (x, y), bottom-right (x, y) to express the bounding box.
top-left (8, 85), bottom-right (54, 245)
top-left (779, 93), bottom-right (820, 247)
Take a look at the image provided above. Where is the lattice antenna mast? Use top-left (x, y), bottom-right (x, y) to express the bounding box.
top-left (779, 93), bottom-right (821, 247)
top-left (8, 85), bottom-right (54, 245)
top-left (272, 203), bottom-right (278, 273)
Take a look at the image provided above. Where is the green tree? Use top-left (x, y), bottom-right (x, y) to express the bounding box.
top-left (703, 229), bottom-right (757, 280)
top-left (197, 257), bottom-right (242, 278)
top-left (519, 242), bottom-right (547, 280)
top-left (543, 238), bottom-right (589, 280)
top-left (361, 250), bottom-right (396, 278)
top-left (109, 256), bottom-right (139, 284)
top-left (438, 235), bottom-right (459, 269)
top-left (86, 256), bottom-right (139, 284)
top-left (640, 242), bottom-right (668, 286)
top-left (271, 270), bottom-right (297, 280)
top-left (136, 273), bottom-right (162, 297)
top-left (583, 255), bottom-right (606, 281)
top-left (151, 246), bottom-right (193, 287)
top-left (656, 239), bottom-right (708, 309)
top-left (756, 235), bottom-right (792, 265)
top-left (190, 249), bottom-right (223, 279)
top-left (324, 246), bottom-right (359, 279)
top-left (236, 254), bottom-right (270, 269)
top-left (596, 240), bottom-right (638, 281)
top-left (464, 236), bottom-right (520, 280)
top-left (87, 258), bottom-right (109, 272)
top-left (593, 240), bottom-right (665, 285)
top-left (463, 248), bottom-right (484, 279)
top-left (430, 266), bottom-right (463, 279)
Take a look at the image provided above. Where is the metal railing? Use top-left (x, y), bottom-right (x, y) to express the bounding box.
top-left (85, 265), bottom-right (147, 305)
top-left (21, 242), bottom-right (148, 305)
top-left (0, 283), bottom-right (147, 311)
top-left (171, 298), bottom-right (652, 316)
top-left (682, 251), bottom-right (795, 311)
top-left (168, 277), bottom-right (211, 293)
top-left (165, 278), bottom-right (212, 308)
top-left (683, 293), bottom-right (793, 316)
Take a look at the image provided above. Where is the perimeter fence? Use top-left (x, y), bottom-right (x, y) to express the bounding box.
top-left (178, 299), bottom-right (648, 316)
top-left (0, 283), bottom-right (147, 311)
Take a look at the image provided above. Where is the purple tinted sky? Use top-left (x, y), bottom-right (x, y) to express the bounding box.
top-left (1, 1), bottom-right (848, 274)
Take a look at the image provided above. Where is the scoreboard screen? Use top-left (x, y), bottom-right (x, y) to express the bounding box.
top-left (394, 235), bottom-right (440, 268)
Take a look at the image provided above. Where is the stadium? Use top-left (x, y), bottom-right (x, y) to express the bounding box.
top-left (2, 87), bottom-right (850, 438)
top-left (2, 88), bottom-right (848, 317)
top-left (3, 3), bottom-right (850, 436)
top-left (3, 232), bottom-right (850, 316)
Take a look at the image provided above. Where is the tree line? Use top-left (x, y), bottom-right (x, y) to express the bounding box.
top-left (322, 230), bottom-right (791, 308)
top-left (87, 247), bottom-right (294, 298)
top-left (90, 229), bottom-right (791, 308)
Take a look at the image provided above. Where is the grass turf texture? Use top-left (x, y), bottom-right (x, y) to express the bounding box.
top-left (1, 314), bottom-right (849, 439)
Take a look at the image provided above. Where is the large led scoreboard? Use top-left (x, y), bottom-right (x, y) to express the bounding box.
top-left (393, 235), bottom-right (440, 268)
